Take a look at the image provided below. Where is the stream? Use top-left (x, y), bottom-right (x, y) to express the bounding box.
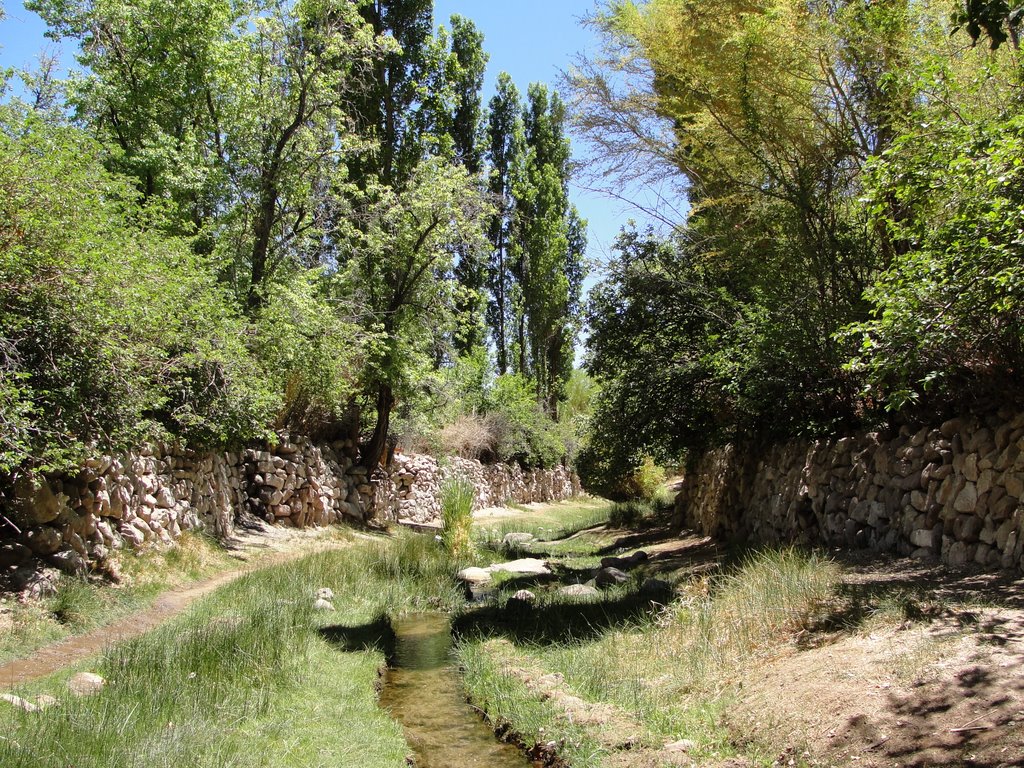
top-left (378, 612), bottom-right (537, 768)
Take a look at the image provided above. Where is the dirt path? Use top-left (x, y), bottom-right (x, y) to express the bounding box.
top-left (0, 523), bottom-right (357, 689)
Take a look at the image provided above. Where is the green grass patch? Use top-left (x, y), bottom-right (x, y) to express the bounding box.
top-left (0, 530), bottom-right (469, 767)
top-left (474, 498), bottom-right (612, 556)
top-left (0, 532), bottom-right (240, 665)
top-left (456, 548), bottom-right (841, 767)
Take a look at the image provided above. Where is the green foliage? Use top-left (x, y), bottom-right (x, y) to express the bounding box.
top-left (846, 115), bottom-right (1024, 411)
top-left (484, 373), bottom-right (568, 468)
top-left (0, 109), bottom-right (275, 473)
top-left (440, 473), bottom-right (476, 560)
top-left (252, 271), bottom-right (365, 437)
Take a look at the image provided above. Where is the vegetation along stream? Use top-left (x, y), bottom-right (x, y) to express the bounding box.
top-left (378, 612), bottom-right (536, 768)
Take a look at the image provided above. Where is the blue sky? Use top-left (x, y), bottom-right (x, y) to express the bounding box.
top-left (0, 0), bottom-right (673, 287)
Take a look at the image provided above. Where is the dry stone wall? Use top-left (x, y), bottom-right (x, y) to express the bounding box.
top-left (675, 411), bottom-right (1024, 572)
top-left (2, 437), bottom-right (581, 586)
top-left (2, 436), bottom-right (367, 586)
top-left (373, 453), bottom-right (582, 525)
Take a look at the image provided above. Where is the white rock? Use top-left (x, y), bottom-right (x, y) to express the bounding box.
top-left (67, 672), bottom-right (106, 696)
top-left (1, 693), bottom-right (38, 712)
top-left (457, 567), bottom-right (493, 584)
top-left (487, 558), bottom-right (551, 576)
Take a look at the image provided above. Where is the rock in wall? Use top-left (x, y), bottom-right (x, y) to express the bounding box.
top-left (372, 453), bottom-right (582, 525)
top-left (675, 411), bottom-right (1024, 572)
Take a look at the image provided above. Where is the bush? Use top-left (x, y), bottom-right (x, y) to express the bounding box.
top-left (252, 272), bottom-right (364, 439)
top-left (485, 374), bottom-right (569, 468)
top-left (846, 115), bottom-right (1024, 412)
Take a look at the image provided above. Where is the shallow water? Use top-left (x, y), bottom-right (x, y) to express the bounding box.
top-left (379, 612), bottom-right (534, 768)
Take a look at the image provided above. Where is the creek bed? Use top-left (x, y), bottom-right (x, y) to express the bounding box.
top-left (379, 612), bottom-right (536, 768)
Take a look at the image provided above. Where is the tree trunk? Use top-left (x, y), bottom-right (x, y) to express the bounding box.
top-left (247, 181), bottom-right (277, 313)
top-left (360, 382), bottom-right (395, 470)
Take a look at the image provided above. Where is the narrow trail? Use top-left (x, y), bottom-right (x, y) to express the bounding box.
top-left (0, 525), bottom-right (357, 689)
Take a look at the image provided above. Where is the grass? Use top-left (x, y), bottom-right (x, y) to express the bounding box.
top-left (0, 529), bottom-right (470, 767)
top-left (440, 474), bottom-right (476, 560)
top-left (456, 547), bottom-right (843, 767)
top-left (0, 532), bottom-right (240, 665)
top-left (473, 497), bottom-right (613, 557)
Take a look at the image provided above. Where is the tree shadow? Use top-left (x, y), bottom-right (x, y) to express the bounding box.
top-left (318, 615), bottom-right (396, 656)
top-left (452, 586), bottom-right (671, 646)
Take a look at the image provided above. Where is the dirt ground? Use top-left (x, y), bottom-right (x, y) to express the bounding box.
top-left (728, 557), bottom-right (1024, 768)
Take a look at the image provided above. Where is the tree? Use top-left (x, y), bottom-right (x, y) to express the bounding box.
top-left (30, 0), bottom-right (378, 311)
top-left (342, 159), bottom-right (491, 469)
top-left (512, 83), bottom-right (586, 413)
top-left (485, 72), bottom-right (525, 375)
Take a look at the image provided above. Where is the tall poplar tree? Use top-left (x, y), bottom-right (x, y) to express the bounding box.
top-left (485, 72), bottom-right (525, 374)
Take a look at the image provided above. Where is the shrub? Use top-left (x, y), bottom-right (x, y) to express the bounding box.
top-left (438, 414), bottom-right (498, 460)
top-left (485, 374), bottom-right (568, 468)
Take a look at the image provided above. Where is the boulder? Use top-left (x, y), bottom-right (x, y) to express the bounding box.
top-left (595, 567), bottom-right (629, 587)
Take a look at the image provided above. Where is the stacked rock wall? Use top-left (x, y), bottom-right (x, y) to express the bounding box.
top-left (373, 453), bottom-right (582, 525)
top-left (2, 438), bottom-right (582, 582)
top-left (2, 436), bottom-right (366, 581)
top-left (675, 411), bottom-right (1024, 572)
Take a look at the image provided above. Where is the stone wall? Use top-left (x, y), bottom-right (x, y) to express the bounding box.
top-left (674, 412), bottom-right (1024, 572)
top-left (372, 453), bottom-right (582, 525)
top-left (2, 436), bottom-right (367, 583)
top-left (2, 438), bottom-right (581, 585)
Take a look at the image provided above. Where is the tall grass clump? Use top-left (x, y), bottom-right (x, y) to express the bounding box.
top-left (668, 548), bottom-right (840, 680)
top-left (440, 474), bottom-right (476, 560)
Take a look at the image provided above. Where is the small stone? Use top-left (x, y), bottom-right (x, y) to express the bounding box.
top-left (595, 567), bottom-right (629, 587)
top-left (910, 528), bottom-right (935, 549)
top-left (313, 598), bottom-right (335, 611)
top-left (67, 672), bottom-right (106, 697)
top-left (954, 483), bottom-right (978, 513)
top-left (664, 739), bottom-right (696, 753)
